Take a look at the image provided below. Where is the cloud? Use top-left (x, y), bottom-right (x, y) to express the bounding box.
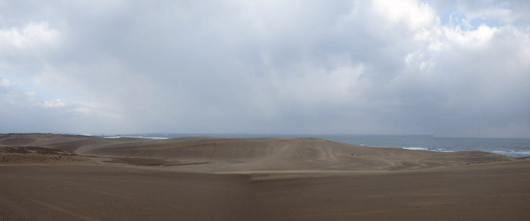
top-left (0, 21), bottom-right (58, 48)
top-left (0, 21), bottom-right (60, 64)
top-left (0, 78), bottom-right (14, 87)
top-left (0, 0), bottom-right (529, 137)
top-left (0, 77), bottom-right (126, 133)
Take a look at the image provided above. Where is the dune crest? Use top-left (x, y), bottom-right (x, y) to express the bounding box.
top-left (0, 134), bottom-right (517, 173)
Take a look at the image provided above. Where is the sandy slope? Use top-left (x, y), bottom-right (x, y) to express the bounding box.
top-left (1, 134), bottom-right (529, 220)
top-left (2, 134), bottom-right (515, 172)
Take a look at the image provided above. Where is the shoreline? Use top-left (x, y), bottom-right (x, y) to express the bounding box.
top-left (3, 132), bottom-right (530, 157)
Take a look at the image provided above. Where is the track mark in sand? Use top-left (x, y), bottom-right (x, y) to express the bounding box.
top-left (214, 170), bottom-right (388, 174)
top-left (67, 183), bottom-right (204, 213)
top-left (25, 197), bottom-right (100, 221)
top-left (327, 146), bottom-right (336, 161)
top-left (71, 185), bottom-right (137, 201)
top-left (273, 208), bottom-right (418, 219)
top-left (407, 200), bottom-right (455, 206)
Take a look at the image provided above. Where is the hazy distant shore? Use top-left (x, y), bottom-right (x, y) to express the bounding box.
top-left (1, 133), bottom-right (529, 220)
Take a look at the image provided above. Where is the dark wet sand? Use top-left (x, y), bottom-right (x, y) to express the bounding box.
top-left (1, 134), bottom-right (529, 220)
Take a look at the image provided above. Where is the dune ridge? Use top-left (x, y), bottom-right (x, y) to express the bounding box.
top-left (0, 134), bottom-right (517, 173)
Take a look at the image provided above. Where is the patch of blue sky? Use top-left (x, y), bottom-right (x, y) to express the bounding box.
top-left (439, 7), bottom-right (476, 30)
top-left (439, 7), bottom-right (508, 30)
top-left (469, 17), bottom-right (504, 28)
top-left (439, 7), bottom-right (459, 26)
top-left (0, 69), bottom-right (67, 101)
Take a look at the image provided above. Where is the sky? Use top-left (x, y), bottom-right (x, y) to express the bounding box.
top-left (0, 0), bottom-right (529, 138)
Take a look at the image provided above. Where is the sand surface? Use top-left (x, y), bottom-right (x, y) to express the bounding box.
top-left (1, 133), bottom-right (529, 220)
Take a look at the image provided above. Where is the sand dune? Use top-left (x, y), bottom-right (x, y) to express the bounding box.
top-left (3, 134), bottom-right (516, 171)
top-left (1, 134), bottom-right (529, 220)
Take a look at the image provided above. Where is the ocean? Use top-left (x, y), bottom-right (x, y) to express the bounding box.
top-left (99, 133), bottom-right (530, 158)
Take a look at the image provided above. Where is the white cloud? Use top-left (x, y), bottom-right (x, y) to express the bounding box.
top-left (0, 84), bottom-right (127, 133)
top-left (0, 78), bottom-right (13, 87)
top-left (0, 21), bottom-right (59, 50)
top-left (0, 0), bottom-right (529, 137)
top-left (39, 99), bottom-right (67, 108)
top-left (371, 0), bottom-right (437, 30)
top-left (443, 25), bottom-right (498, 48)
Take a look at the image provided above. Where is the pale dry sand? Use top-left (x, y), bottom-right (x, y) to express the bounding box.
top-left (1, 133), bottom-right (529, 220)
